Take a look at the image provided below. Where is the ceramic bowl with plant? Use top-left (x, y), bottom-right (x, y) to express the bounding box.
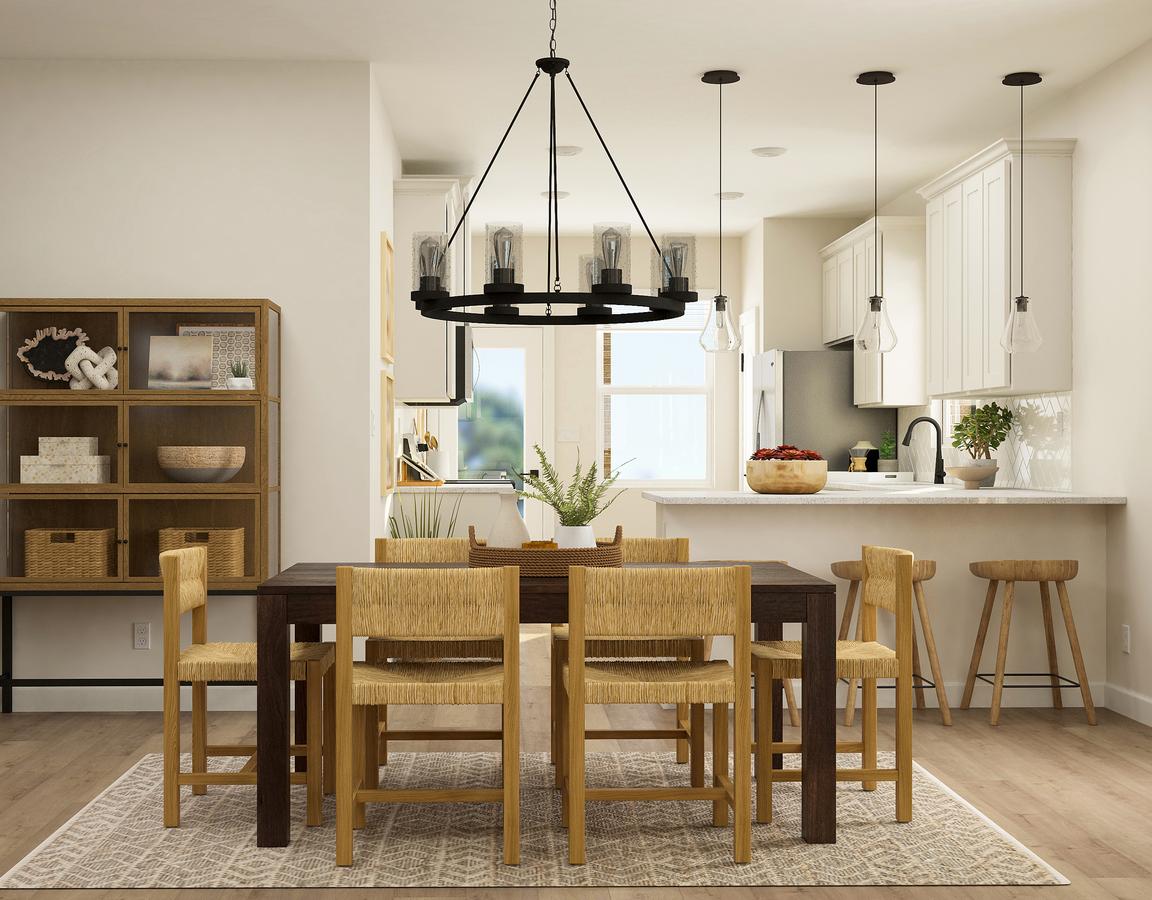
top-left (947, 402), bottom-right (1014, 489)
top-left (746, 445), bottom-right (827, 494)
top-left (519, 445), bottom-right (624, 548)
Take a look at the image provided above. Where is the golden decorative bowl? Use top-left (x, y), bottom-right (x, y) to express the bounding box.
top-left (157, 446), bottom-right (246, 483)
top-left (745, 459), bottom-right (828, 494)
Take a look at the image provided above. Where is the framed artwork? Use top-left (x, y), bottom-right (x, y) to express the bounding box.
top-left (147, 335), bottom-right (213, 390)
top-left (380, 232), bottom-right (395, 362)
top-left (381, 370), bottom-right (396, 494)
top-left (177, 324), bottom-right (257, 389)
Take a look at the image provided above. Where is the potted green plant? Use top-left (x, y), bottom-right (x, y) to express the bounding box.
top-left (947, 402), bottom-right (1014, 489)
top-left (877, 430), bottom-right (899, 473)
top-left (226, 359), bottom-right (254, 390)
top-left (519, 444), bottom-right (624, 548)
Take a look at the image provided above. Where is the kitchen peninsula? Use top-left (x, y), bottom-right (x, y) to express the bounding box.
top-left (644, 487), bottom-right (1125, 710)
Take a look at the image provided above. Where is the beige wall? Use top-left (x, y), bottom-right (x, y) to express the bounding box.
top-left (0, 60), bottom-right (398, 709)
top-left (1026, 39), bottom-right (1152, 722)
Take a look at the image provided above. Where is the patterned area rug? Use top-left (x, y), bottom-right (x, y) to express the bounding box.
top-left (0, 752), bottom-right (1065, 888)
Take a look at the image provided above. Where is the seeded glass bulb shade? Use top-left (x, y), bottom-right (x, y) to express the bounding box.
top-left (855, 297), bottom-right (898, 354)
top-left (601, 228), bottom-right (623, 269)
top-left (492, 227), bottom-right (516, 271)
top-left (1001, 297), bottom-right (1044, 353)
top-left (700, 295), bottom-right (741, 352)
top-left (666, 241), bottom-right (688, 278)
top-left (418, 236), bottom-right (447, 279)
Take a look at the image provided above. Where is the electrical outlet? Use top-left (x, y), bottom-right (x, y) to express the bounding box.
top-left (132, 622), bottom-right (151, 651)
top-left (1121, 624), bottom-right (1131, 655)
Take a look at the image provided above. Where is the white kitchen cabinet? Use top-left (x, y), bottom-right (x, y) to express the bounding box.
top-left (820, 217), bottom-right (925, 407)
top-left (918, 139), bottom-right (1073, 398)
top-left (393, 177), bottom-right (473, 404)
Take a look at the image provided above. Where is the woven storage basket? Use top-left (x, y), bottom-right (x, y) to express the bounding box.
top-left (25, 528), bottom-right (115, 579)
top-left (468, 525), bottom-right (623, 576)
top-left (159, 527), bottom-right (245, 578)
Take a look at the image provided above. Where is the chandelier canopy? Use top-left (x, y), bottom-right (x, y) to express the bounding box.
top-left (411, 0), bottom-right (698, 325)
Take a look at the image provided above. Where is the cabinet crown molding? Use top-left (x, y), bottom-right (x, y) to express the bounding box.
top-left (917, 139), bottom-right (1076, 201)
top-left (818, 215), bottom-right (924, 258)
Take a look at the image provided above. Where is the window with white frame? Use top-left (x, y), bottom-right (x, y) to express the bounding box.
top-left (596, 297), bottom-right (713, 485)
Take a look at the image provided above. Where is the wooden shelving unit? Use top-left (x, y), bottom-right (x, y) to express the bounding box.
top-left (0, 299), bottom-right (281, 592)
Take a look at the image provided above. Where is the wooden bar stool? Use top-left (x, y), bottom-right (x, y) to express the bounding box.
top-left (961, 560), bottom-right (1095, 726)
top-left (834, 559), bottom-right (951, 726)
top-left (161, 547), bottom-right (334, 828)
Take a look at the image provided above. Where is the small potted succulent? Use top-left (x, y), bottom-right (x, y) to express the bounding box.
top-left (746, 445), bottom-right (827, 494)
top-left (947, 402), bottom-right (1013, 489)
top-left (519, 445), bottom-right (624, 548)
top-left (877, 430), bottom-right (899, 473)
top-left (226, 360), bottom-right (254, 390)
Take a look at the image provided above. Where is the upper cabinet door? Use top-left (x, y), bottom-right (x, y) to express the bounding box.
top-left (925, 196), bottom-right (944, 396)
top-left (835, 248), bottom-right (854, 343)
top-left (961, 173), bottom-right (985, 392)
top-left (942, 186), bottom-right (965, 395)
top-left (821, 256), bottom-right (839, 344)
top-left (981, 157), bottom-right (1011, 392)
top-left (852, 240), bottom-right (868, 404)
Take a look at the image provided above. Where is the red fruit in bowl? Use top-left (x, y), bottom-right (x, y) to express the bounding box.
top-left (749, 444), bottom-right (824, 462)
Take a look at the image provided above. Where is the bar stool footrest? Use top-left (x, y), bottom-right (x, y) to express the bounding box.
top-left (974, 672), bottom-right (1081, 690)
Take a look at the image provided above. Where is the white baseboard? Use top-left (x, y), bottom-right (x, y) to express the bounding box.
top-left (1101, 682), bottom-right (1152, 727)
top-left (9, 685), bottom-right (255, 713)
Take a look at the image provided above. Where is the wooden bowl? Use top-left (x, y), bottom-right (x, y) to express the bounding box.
top-left (745, 459), bottom-right (828, 494)
top-left (157, 446), bottom-right (246, 483)
top-left (945, 463), bottom-right (998, 490)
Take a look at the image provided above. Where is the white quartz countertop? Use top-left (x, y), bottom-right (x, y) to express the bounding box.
top-left (642, 487), bottom-right (1126, 506)
top-left (395, 482), bottom-right (514, 493)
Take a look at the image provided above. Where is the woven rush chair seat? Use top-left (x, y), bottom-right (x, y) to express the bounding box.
top-left (550, 625), bottom-right (699, 658)
top-left (352, 660), bottom-right (505, 705)
top-left (565, 659), bottom-right (737, 705)
top-left (177, 641), bottom-right (334, 682)
top-left (752, 640), bottom-right (898, 680)
top-left (832, 559), bottom-right (937, 583)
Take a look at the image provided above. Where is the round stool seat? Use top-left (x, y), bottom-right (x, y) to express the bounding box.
top-left (831, 559), bottom-right (937, 583)
top-left (969, 560), bottom-right (1078, 582)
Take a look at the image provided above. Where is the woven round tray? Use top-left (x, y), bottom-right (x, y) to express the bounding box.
top-left (468, 525), bottom-right (623, 576)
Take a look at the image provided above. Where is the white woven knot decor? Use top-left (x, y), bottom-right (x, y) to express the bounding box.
top-left (65, 345), bottom-right (119, 390)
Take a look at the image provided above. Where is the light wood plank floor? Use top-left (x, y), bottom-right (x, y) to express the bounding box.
top-left (1, 626), bottom-right (1150, 899)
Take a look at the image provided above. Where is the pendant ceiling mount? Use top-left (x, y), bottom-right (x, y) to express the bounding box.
top-left (1002, 71), bottom-right (1042, 87)
top-left (856, 70), bottom-right (897, 86)
top-left (411, 0), bottom-right (697, 326)
top-left (701, 69), bottom-right (741, 85)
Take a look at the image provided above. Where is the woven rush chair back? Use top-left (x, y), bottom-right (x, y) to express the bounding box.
top-left (574, 565), bottom-right (750, 640)
top-left (160, 547), bottom-right (209, 679)
top-left (859, 545), bottom-right (914, 648)
top-left (338, 565), bottom-right (517, 640)
top-left (617, 537), bottom-right (690, 564)
top-left (374, 537), bottom-right (471, 564)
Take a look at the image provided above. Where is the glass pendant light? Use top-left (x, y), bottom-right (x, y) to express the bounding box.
top-left (416, 234), bottom-right (448, 292)
top-left (699, 70), bottom-right (741, 353)
top-left (854, 71), bottom-right (898, 355)
top-left (1000, 72), bottom-right (1044, 353)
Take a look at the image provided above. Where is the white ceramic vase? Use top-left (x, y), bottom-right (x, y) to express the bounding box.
top-left (226, 376), bottom-right (254, 390)
top-left (555, 524), bottom-right (596, 549)
top-left (487, 492), bottom-right (531, 548)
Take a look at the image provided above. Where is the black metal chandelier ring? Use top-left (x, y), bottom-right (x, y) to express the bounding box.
top-left (409, 0), bottom-right (698, 326)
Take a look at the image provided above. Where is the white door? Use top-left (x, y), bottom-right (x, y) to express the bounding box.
top-left (738, 307), bottom-right (761, 488)
top-left (459, 326), bottom-right (552, 538)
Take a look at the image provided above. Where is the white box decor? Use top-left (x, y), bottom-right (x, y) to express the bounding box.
top-left (20, 436), bottom-right (110, 484)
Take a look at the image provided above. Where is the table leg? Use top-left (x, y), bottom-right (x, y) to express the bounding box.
top-left (755, 622), bottom-right (784, 770)
top-left (294, 624), bottom-right (321, 773)
top-left (2, 596), bottom-right (12, 714)
top-left (801, 591), bottom-right (836, 844)
top-left (257, 593), bottom-right (290, 847)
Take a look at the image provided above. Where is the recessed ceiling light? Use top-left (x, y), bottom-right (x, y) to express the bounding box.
top-left (540, 190), bottom-right (571, 199)
top-left (715, 191), bottom-right (744, 200)
top-left (751, 146), bottom-right (788, 157)
top-left (553, 145), bottom-right (583, 156)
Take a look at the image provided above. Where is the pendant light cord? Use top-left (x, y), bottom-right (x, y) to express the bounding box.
top-left (873, 83), bottom-right (879, 297)
top-left (1019, 83), bottom-right (1024, 299)
top-left (718, 80), bottom-right (723, 298)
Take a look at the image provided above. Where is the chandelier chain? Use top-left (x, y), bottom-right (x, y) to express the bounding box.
top-left (549, 0), bottom-right (557, 58)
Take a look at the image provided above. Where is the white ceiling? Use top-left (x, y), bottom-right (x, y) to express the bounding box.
top-left (3, 0), bottom-right (1152, 234)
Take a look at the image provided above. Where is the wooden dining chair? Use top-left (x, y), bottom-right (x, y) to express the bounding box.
top-left (559, 565), bottom-right (752, 865)
top-left (752, 545), bottom-right (914, 825)
top-left (369, 537), bottom-right (502, 761)
top-left (335, 564), bottom-right (520, 867)
top-left (161, 547), bottom-right (334, 828)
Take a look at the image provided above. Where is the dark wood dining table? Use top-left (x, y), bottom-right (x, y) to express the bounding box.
top-left (255, 560), bottom-right (838, 847)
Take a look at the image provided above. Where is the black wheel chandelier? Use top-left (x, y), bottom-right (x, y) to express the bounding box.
top-left (411, 0), bottom-right (697, 325)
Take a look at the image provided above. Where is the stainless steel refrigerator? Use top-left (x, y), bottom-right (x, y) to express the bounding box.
top-left (751, 349), bottom-right (896, 471)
